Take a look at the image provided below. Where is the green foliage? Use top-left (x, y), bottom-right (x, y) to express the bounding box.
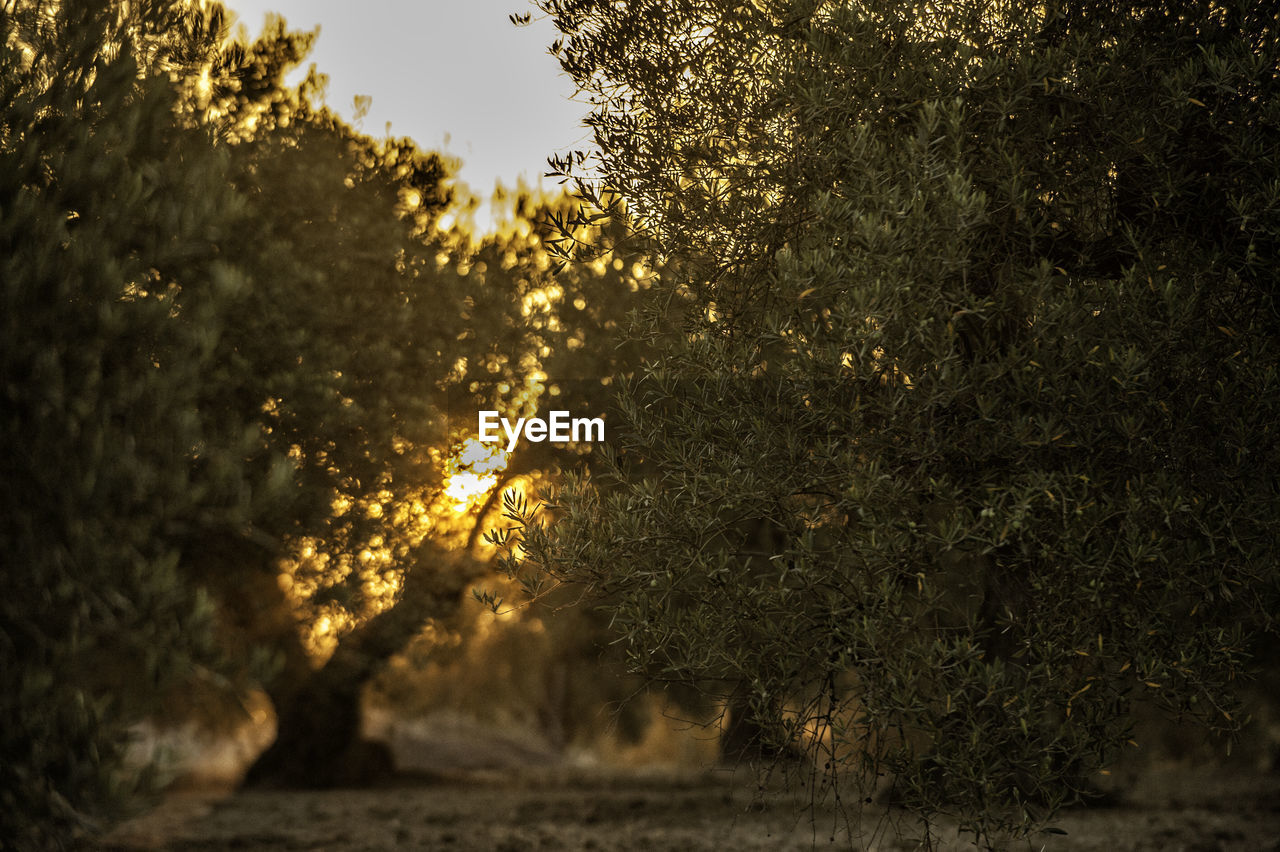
top-left (503, 0), bottom-right (1280, 843)
top-left (0, 1), bottom-right (281, 844)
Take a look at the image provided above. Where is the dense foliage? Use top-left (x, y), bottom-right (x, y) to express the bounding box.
top-left (501, 0), bottom-right (1280, 843)
top-left (0, 1), bottom-right (279, 843)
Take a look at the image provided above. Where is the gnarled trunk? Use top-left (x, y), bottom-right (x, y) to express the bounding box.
top-left (243, 546), bottom-right (484, 788)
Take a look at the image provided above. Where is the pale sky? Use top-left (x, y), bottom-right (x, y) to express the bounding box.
top-left (225, 1), bottom-right (593, 214)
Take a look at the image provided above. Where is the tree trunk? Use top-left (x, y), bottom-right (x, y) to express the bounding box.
top-left (242, 545), bottom-right (484, 788)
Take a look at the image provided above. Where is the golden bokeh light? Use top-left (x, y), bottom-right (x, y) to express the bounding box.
top-left (280, 365), bottom-right (548, 660)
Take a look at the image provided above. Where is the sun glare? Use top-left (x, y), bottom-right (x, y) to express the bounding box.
top-left (443, 437), bottom-right (510, 512)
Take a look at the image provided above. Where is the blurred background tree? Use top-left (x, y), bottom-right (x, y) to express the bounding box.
top-left (155, 7), bottom-right (659, 789)
top-left (502, 0), bottom-right (1280, 844)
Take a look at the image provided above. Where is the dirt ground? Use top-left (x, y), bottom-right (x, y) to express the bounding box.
top-left (97, 762), bottom-right (1280, 851)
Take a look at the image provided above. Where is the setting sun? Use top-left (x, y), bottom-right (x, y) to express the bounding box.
top-left (442, 437), bottom-right (510, 512)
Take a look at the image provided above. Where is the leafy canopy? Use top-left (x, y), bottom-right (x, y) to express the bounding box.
top-left (503, 0), bottom-right (1280, 843)
top-left (0, 0), bottom-right (282, 842)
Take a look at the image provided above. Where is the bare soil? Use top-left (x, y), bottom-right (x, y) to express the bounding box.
top-left (97, 763), bottom-right (1280, 851)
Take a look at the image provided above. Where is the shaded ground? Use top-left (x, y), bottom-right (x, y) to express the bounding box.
top-left (98, 763), bottom-right (1280, 851)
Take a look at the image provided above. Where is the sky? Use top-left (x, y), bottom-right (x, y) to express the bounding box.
top-left (224, 1), bottom-right (593, 217)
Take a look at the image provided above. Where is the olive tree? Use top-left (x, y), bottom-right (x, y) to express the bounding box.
top-left (179, 15), bottom-right (658, 785)
top-left (498, 0), bottom-right (1280, 843)
top-left (0, 1), bottom-right (288, 844)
